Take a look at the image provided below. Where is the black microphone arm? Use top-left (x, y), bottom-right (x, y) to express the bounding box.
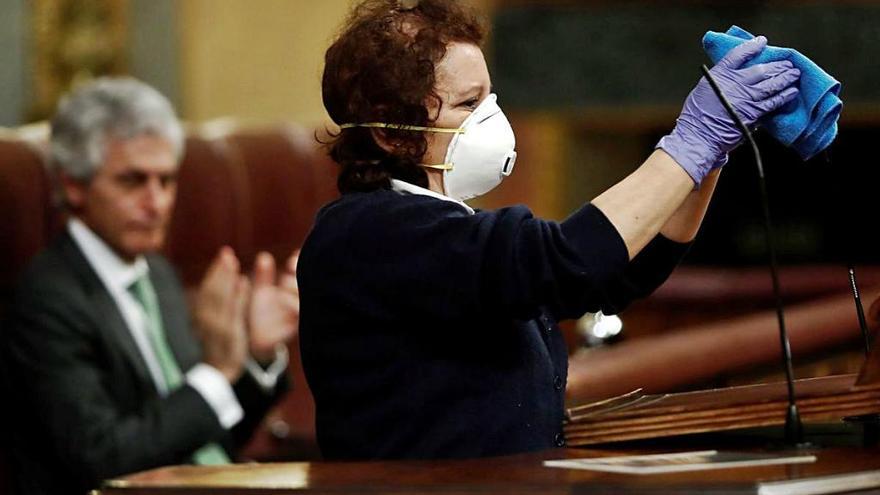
top-left (699, 64), bottom-right (804, 446)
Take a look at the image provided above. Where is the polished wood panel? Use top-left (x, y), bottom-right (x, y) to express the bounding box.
top-left (567, 288), bottom-right (880, 404)
top-left (101, 446), bottom-right (880, 494)
top-left (566, 351), bottom-right (880, 445)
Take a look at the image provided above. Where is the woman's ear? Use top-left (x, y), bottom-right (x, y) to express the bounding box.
top-left (366, 103), bottom-right (398, 154)
top-left (369, 128), bottom-right (397, 154)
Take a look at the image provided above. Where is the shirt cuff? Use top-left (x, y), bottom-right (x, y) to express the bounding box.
top-left (186, 363), bottom-right (244, 429)
top-left (244, 345), bottom-right (289, 392)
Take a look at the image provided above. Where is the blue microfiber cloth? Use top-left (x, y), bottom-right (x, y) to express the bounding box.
top-left (702, 25), bottom-right (842, 160)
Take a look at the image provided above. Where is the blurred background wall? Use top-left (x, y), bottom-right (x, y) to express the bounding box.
top-left (0, 0), bottom-right (877, 265)
top-left (0, 0), bottom-right (496, 126)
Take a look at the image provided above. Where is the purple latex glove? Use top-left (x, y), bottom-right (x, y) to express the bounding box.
top-left (658, 36), bottom-right (801, 185)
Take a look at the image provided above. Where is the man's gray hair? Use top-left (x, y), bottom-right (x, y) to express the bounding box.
top-left (50, 77), bottom-right (184, 180)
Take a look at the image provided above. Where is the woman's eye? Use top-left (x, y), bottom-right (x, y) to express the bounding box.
top-left (461, 98), bottom-right (479, 109)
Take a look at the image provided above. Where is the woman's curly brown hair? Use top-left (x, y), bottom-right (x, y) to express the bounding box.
top-left (322, 0), bottom-right (486, 194)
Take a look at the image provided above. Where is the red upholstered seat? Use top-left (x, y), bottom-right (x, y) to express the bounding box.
top-left (0, 138), bottom-right (58, 318)
top-left (225, 126), bottom-right (338, 266)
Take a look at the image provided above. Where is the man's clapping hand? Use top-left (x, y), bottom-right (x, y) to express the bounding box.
top-left (248, 250), bottom-right (300, 364)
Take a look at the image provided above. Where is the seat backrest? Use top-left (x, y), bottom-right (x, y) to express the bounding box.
top-left (0, 138), bottom-right (59, 320)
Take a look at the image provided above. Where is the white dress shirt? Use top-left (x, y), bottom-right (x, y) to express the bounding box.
top-left (68, 219), bottom-right (244, 428)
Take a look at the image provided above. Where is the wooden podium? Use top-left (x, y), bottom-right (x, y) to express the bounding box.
top-left (100, 446), bottom-right (880, 494)
top-left (100, 287), bottom-right (880, 494)
top-left (100, 320), bottom-right (880, 494)
top-left (565, 326), bottom-right (880, 447)
top-left (100, 354), bottom-right (880, 493)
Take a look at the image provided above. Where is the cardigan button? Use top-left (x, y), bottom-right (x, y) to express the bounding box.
top-left (540, 315), bottom-right (552, 334)
top-left (554, 432), bottom-right (566, 447)
top-left (554, 375), bottom-right (563, 391)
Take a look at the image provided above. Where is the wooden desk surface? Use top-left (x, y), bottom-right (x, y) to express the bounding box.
top-left (101, 446), bottom-right (880, 494)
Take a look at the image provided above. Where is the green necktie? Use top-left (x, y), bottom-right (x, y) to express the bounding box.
top-left (129, 274), bottom-right (231, 465)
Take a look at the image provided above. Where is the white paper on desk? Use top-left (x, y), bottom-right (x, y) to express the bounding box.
top-left (543, 450), bottom-right (816, 475)
top-left (758, 470), bottom-right (880, 495)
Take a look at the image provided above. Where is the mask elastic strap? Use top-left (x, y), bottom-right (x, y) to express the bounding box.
top-left (419, 163), bottom-right (453, 171)
top-left (340, 123), bottom-right (461, 171)
top-left (339, 122), bottom-right (465, 134)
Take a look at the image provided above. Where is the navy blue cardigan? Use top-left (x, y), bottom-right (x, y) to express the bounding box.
top-left (298, 188), bottom-right (689, 460)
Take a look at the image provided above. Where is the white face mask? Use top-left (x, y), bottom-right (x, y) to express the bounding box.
top-left (339, 93), bottom-right (517, 201)
top-left (439, 94), bottom-right (517, 201)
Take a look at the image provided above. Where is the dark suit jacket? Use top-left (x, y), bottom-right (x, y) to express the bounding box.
top-left (2, 232), bottom-right (288, 495)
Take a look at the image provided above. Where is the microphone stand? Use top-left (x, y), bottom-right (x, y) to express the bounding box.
top-left (826, 149), bottom-right (880, 444)
top-left (848, 264), bottom-right (873, 357)
top-left (843, 259), bottom-right (880, 446)
top-left (825, 148), bottom-right (875, 357)
top-left (700, 65), bottom-right (806, 447)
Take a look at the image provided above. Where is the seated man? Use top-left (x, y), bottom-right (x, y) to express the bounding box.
top-left (2, 77), bottom-right (299, 495)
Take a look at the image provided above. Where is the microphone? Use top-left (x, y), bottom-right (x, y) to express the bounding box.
top-left (824, 153), bottom-right (880, 437)
top-left (848, 264), bottom-right (873, 356)
top-left (700, 65), bottom-right (805, 446)
top-left (823, 149), bottom-right (873, 357)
